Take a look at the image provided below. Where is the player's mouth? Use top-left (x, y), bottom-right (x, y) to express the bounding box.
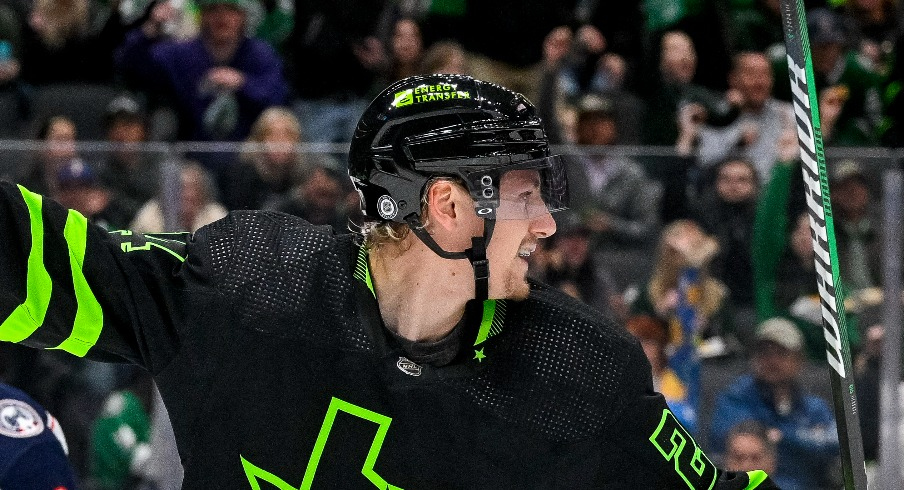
top-left (517, 245), bottom-right (536, 258)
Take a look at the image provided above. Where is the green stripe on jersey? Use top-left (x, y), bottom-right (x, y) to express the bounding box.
top-left (0, 186), bottom-right (53, 342)
top-left (354, 246), bottom-right (375, 297)
top-left (51, 209), bottom-right (103, 356)
top-left (744, 470), bottom-right (769, 489)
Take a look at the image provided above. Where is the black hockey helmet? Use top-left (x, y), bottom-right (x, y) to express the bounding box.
top-left (348, 74), bottom-right (568, 300)
top-left (348, 74), bottom-right (567, 224)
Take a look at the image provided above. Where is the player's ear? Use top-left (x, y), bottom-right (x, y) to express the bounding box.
top-left (424, 179), bottom-right (466, 232)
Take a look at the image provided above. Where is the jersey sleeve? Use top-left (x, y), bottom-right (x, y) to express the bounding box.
top-left (0, 181), bottom-right (222, 373)
top-left (614, 340), bottom-right (779, 489)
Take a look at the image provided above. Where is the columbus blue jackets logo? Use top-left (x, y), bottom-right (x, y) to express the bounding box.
top-left (0, 399), bottom-right (44, 438)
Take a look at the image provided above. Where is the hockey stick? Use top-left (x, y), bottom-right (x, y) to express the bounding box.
top-left (777, 1), bottom-right (869, 488)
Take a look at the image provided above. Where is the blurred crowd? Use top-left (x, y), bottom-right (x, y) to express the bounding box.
top-left (1, 0), bottom-right (904, 488)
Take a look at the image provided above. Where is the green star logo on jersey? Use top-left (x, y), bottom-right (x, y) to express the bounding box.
top-left (473, 348), bottom-right (486, 362)
top-left (241, 397), bottom-right (402, 490)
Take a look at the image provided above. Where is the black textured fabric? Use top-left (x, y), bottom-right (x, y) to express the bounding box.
top-left (0, 181), bottom-right (778, 489)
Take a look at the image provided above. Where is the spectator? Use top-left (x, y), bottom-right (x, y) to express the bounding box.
top-left (370, 16), bottom-right (425, 94)
top-left (535, 24), bottom-right (645, 145)
top-left (0, 382), bottom-right (77, 489)
top-left (96, 94), bottom-right (161, 205)
top-left (830, 160), bottom-right (882, 291)
top-left (695, 51), bottom-right (793, 187)
top-left (722, 420), bottom-right (778, 475)
top-left (647, 31), bottom-right (741, 147)
top-left (573, 0), bottom-right (645, 91)
top-left (266, 160), bottom-right (355, 230)
top-left (644, 31), bottom-right (741, 222)
top-left (534, 25), bottom-right (576, 145)
top-left (710, 317), bottom-right (840, 490)
top-left (89, 371), bottom-right (155, 490)
top-left (419, 39), bottom-right (468, 75)
top-left (879, 30), bottom-right (904, 145)
top-left (556, 24), bottom-right (631, 97)
top-left (567, 92), bottom-right (660, 289)
top-left (452, 1), bottom-right (575, 104)
top-left (625, 313), bottom-right (698, 434)
top-left (20, 0), bottom-right (128, 86)
top-left (569, 93), bottom-right (660, 247)
top-left (288, 0), bottom-right (387, 143)
top-left (641, 0), bottom-right (732, 91)
top-left (723, 0), bottom-right (785, 53)
top-left (116, 0), bottom-right (289, 146)
top-left (220, 106), bottom-right (302, 210)
top-left (18, 115), bottom-right (77, 197)
top-left (692, 157), bottom-right (760, 344)
top-left (528, 211), bottom-right (624, 321)
top-left (752, 133), bottom-right (861, 362)
top-left (54, 157), bottom-right (140, 231)
top-left (130, 161), bottom-right (227, 233)
top-left (806, 7), bottom-right (883, 146)
top-left (835, 0), bottom-right (899, 74)
top-left (0, 1), bottom-right (26, 137)
top-left (629, 219), bottom-right (734, 359)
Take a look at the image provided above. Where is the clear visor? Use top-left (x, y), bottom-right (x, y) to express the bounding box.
top-left (467, 155), bottom-right (569, 220)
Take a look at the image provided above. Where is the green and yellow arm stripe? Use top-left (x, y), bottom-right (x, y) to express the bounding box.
top-left (0, 185), bottom-right (103, 356)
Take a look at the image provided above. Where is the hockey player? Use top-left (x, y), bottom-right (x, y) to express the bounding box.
top-left (0, 74), bottom-right (777, 488)
top-left (0, 382), bottom-right (76, 489)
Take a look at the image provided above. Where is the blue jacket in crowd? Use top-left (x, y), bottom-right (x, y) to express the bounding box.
top-left (709, 374), bottom-right (839, 490)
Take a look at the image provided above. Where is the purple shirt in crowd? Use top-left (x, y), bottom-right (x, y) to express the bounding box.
top-left (116, 29), bottom-right (289, 142)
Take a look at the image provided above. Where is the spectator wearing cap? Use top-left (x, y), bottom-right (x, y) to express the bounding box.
top-left (803, 7), bottom-right (883, 146)
top-left (54, 157), bottom-right (140, 231)
top-left (96, 95), bottom-right (161, 205)
top-left (115, 0), bottom-right (288, 147)
top-left (567, 92), bottom-right (661, 289)
top-left (709, 317), bottom-right (840, 490)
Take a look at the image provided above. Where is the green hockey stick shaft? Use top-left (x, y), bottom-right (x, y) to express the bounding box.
top-left (778, 1), bottom-right (869, 488)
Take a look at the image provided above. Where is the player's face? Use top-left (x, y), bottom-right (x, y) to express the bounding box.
top-left (485, 170), bottom-right (556, 300)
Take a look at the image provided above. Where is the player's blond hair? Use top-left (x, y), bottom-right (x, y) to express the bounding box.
top-left (361, 176), bottom-right (465, 251)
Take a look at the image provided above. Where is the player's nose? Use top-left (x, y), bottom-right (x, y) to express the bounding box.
top-left (530, 210), bottom-right (556, 238)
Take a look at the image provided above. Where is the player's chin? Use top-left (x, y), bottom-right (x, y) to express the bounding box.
top-left (498, 273), bottom-right (530, 301)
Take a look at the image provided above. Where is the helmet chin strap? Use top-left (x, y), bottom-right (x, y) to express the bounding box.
top-left (404, 215), bottom-right (496, 302)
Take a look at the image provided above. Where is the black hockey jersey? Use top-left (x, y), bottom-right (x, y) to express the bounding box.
top-left (0, 182), bottom-right (777, 489)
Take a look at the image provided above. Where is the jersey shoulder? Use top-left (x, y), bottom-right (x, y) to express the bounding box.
top-left (196, 211), bottom-right (370, 349)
